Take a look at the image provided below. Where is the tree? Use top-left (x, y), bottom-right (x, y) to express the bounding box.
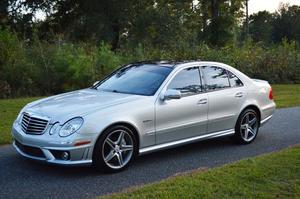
top-left (249, 11), bottom-right (273, 44)
top-left (272, 4), bottom-right (300, 43)
top-left (0, 0), bottom-right (9, 27)
top-left (5, 0), bottom-right (246, 48)
top-left (198, 0), bottom-right (245, 46)
top-left (126, 0), bottom-right (196, 49)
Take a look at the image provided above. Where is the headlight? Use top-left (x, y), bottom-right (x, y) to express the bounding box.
top-left (59, 117), bottom-right (84, 137)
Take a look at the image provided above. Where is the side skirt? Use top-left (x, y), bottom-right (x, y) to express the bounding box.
top-left (139, 129), bottom-right (235, 155)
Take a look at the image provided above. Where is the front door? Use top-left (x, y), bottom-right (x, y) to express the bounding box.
top-left (155, 66), bottom-right (208, 144)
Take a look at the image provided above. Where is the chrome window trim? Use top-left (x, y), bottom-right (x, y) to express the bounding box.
top-left (198, 65), bottom-right (245, 93)
top-left (226, 69), bottom-right (245, 88)
top-left (157, 64), bottom-right (205, 99)
top-left (166, 66), bottom-right (203, 97)
top-left (200, 65), bottom-right (231, 92)
top-left (155, 63), bottom-right (247, 101)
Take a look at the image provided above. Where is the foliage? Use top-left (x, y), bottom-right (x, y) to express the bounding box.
top-left (198, 0), bottom-right (245, 46)
top-left (0, 29), bottom-right (300, 98)
top-left (6, 0), bottom-right (244, 48)
top-left (249, 11), bottom-right (273, 44)
top-left (3, 1), bottom-right (300, 49)
top-left (247, 4), bottom-right (300, 45)
top-left (272, 5), bottom-right (300, 44)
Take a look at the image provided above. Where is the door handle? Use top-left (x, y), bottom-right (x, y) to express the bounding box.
top-left (235, 92), bottom-right (244, 98)
top-left (197, 98), bottom-right (208, 105)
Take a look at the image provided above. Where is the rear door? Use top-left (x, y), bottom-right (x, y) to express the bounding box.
top-left (201, 65), bottom-right (246, 133)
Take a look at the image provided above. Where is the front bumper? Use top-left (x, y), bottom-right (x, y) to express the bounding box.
top-left (12, 122), bottom-right (96, 166)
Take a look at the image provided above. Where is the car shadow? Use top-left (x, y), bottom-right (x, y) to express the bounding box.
top-left (15, 136), bottom-right (239, 177)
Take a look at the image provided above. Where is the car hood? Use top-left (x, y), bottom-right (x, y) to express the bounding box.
top-left (24, 89), bottom-right (145, 123)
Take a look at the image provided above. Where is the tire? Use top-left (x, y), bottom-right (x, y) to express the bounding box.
top-left (92, 125), bottom-right (137, 173)
top-left (232, 108), bottom-right (260, 144)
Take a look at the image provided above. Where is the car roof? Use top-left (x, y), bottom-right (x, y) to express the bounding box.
top-left (129, 60), bottom-right (202, 68)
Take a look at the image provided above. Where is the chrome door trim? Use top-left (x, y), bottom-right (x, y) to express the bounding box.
top-left (154, 63), bottom-right (205, 100)
top-left (139, 129), bottom-right (234, 154)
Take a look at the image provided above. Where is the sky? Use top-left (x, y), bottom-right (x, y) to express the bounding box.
top-left (248, 0), bottom-right (300, 14)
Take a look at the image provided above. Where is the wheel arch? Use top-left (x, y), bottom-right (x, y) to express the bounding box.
top-left (93, 121), bottom-right (140, 153)
top-left (240, 104), bottom-right (261, 125)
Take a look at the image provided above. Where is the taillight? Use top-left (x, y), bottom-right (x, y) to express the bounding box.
top-left (269, 87), bottom-right (273, 100)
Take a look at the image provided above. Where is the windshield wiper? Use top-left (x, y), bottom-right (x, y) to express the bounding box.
top-left (90, 86), bottom-right (98, 90)
top-left (100, 89), bottom-right (121, 93)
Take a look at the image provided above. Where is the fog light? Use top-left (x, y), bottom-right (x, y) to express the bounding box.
top-left (61, 152), bottom-right (69, 160)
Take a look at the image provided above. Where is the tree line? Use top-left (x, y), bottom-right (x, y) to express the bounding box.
top-left (0, 1), bottom-right (299, 98)
top-left (1, 1), bottom-right (300, 48)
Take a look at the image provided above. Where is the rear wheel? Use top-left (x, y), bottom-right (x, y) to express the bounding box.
top-left (93, 125), bottom-right (137, 172)
top-left (233, 109), bottom-right (259, 144)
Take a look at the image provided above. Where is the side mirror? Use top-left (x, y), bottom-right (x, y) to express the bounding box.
top-left (93, 81), bottom-right (100, 87)
top-left (161, 89), bottom-right (181, 101)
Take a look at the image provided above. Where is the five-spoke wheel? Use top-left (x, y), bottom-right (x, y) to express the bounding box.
top-left (102, 130), bottom-right (134, 169)
top-left (93, 125), bottom-right (136, 172)
top-left (233, 109), bottom-right (259, 144)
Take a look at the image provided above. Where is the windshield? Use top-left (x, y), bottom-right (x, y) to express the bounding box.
top-left (96, 64), bottom-right (173, 96)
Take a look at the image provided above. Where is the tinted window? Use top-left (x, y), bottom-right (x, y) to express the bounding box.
top-left (228, 70), bottom-right (243, 87)
top-left (167, 67), bottom-right (202, 95)
top-left (97, 64), bottom-right (173, 96)
top-left (201, 66), bottom-right (230, 91)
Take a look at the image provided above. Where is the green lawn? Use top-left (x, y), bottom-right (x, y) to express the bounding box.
top-left (0, 97), bottom-right (41, 145)
top-left (101, 145), bottom-right (300, 199)
top-left (272, 84), bottom-right (300, 108)
top-left (0, 84), bottom-right (299, 145)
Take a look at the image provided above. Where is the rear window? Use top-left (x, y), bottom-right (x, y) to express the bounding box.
top-left (201, 66), bottom-right (230, 91)
top-left (227, 70), bottom-right (243, 87)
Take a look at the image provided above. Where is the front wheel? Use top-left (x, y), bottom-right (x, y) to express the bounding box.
top-left (233, 109), bottom-right (259, 144)
top-left (93, 125), bottom-right (137, 172)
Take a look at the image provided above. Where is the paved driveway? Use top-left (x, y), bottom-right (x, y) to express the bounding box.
top-left (0, 107), bottom-right (299, 199)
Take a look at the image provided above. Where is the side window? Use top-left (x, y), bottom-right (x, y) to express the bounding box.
top-left (227, 70), bottom-right (243, 87)
top-left (201, 66), bottom-right (230, 91)
top-left (167, 67), bottom-right (202, 96)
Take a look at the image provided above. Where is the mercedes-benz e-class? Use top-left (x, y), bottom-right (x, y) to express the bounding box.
top-left (12, 61), bottom-right (275, 172)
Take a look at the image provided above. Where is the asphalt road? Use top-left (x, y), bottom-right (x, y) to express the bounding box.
top-left (0, 107), bottom-right (300, 199)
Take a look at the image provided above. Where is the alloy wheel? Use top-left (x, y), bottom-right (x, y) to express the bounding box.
top-left (240, 111), bottom-right (258, 142)
top-left (102, 130), bottom-right (134, 169)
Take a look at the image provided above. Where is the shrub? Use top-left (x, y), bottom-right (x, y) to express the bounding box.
top-left (0, 29), bottom-right (299, 98)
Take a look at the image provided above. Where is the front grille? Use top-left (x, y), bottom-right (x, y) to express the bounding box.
top-left (15, 140), bottom-right (45, 158)
top-left (21, 112), bottom-right (49, 135)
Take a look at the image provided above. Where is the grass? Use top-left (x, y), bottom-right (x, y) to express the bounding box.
top-left (0, 97), bottom-right (41, 145)
top-left (0, 84), bottom-right (299, 145)
top-left (272, 84), bottom-right (300, 108)
top-left (101, 145), bottom-right (300, 199)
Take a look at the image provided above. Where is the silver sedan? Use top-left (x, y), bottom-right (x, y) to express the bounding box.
top-left (12, 61), bottom-right (275, 172)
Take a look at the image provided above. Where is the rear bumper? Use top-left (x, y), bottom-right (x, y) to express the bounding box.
top-left (12, 122), bottom-right (94, 166)
top-left (260, 101), bottom-right (275, 127)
